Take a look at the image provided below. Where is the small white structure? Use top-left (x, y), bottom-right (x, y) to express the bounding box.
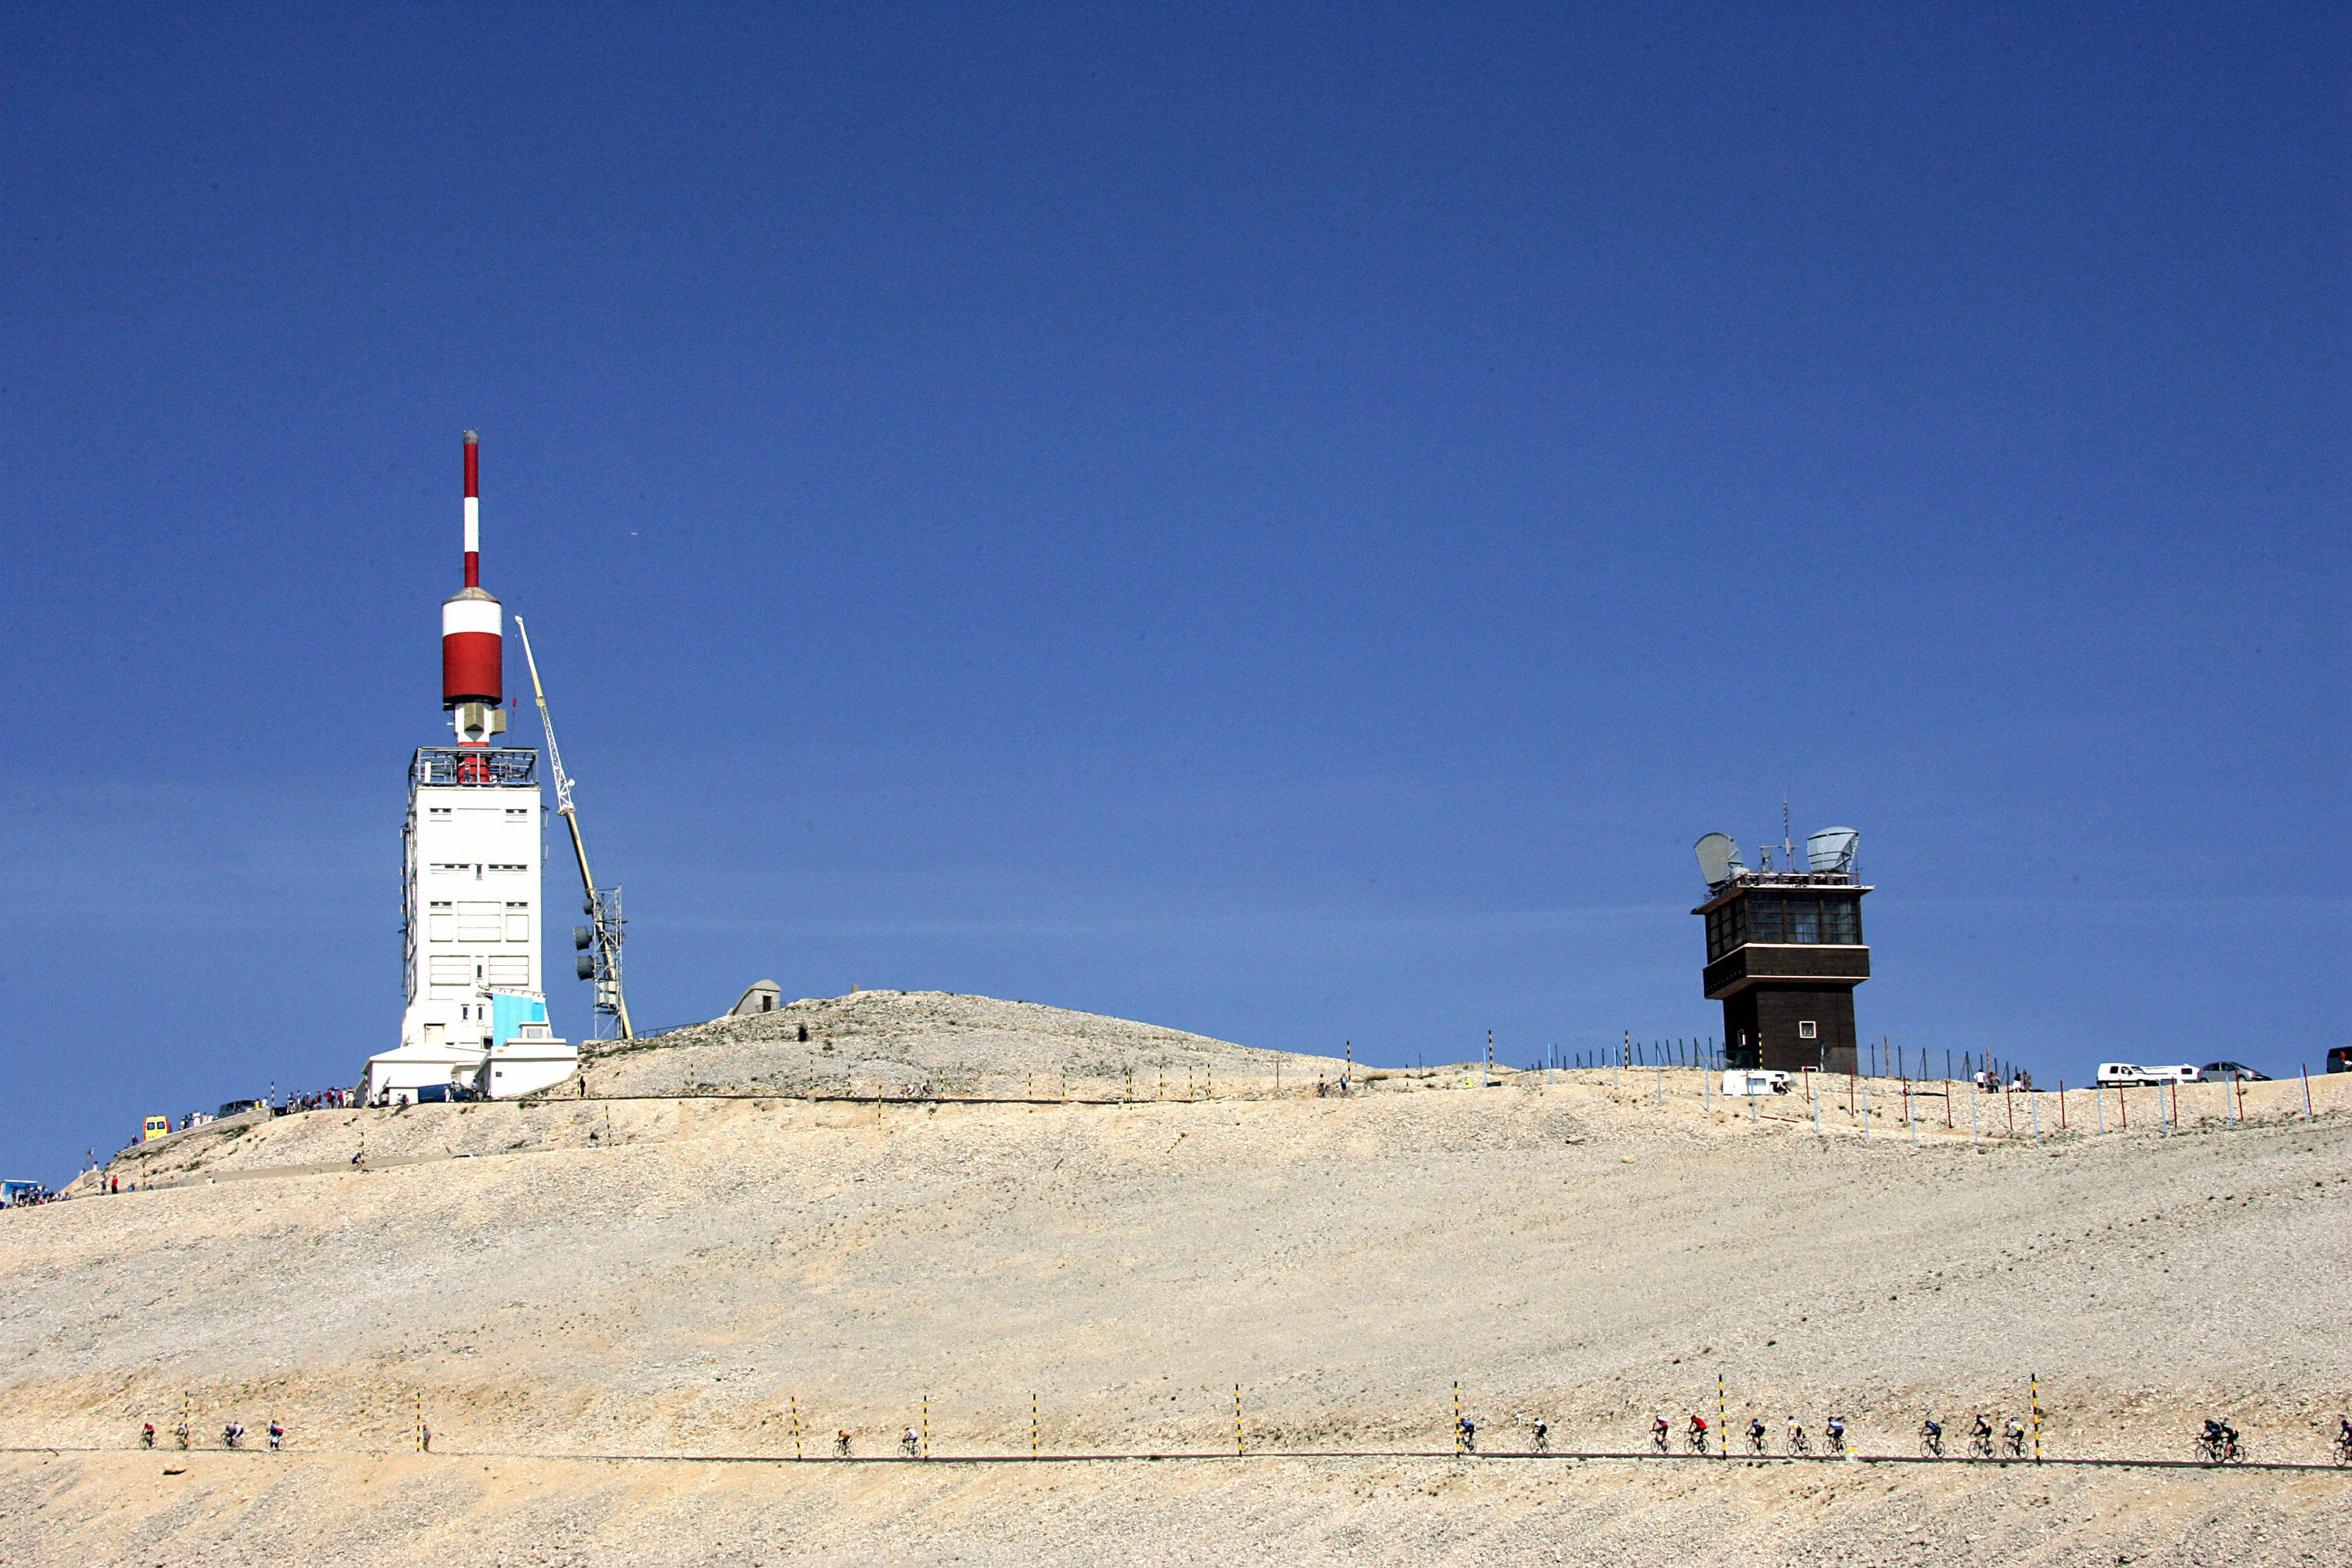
top-left (1722, 1069), bottom-right (1793, 1096)
top-left (481, 1025), bottom-right (578, 1099)
top-left (362, 1038), bottom-right (490, 1105)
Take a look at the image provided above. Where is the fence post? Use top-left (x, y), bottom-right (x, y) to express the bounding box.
top-left (2031, 1374), bottom-right (2042, 1463)
top-left (2303, 1065), bottom-right (2315, 1121)
top-left (1811, 1073), bottom-right (1820, 1136)
top-left (2031, 1093), bottom-right (2040, 1142)
top-left (1454, 1381), bottom-right (1462, 1455)
top-left (1032, 1391), bottom-right (1039, 1457)
top-left (1970, 1087), bottom-right (1978, 1145)
top-left (792, 1395), bottom-right (801, 1459)
top-left (1236, 1384), bottom-right (1243, 1456)
top-left (923, 1391), bottom-right (930, 1459)
top-left (1718, 1374), bottom-right (1726, 1460)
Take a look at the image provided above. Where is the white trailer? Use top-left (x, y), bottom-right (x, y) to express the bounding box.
top-left (2097, 1062), bottom-right (2201, 1088)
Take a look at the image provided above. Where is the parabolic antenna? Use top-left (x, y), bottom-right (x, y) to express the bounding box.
top-left (1806, 827), bottom-right (1859, 874)
top-left (1694, 832), bottom-right (1742, 887)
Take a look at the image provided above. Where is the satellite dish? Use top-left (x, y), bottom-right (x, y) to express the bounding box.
top-left (1694, 833), bottom-right (1743, 887)
top-left (1806, 827), bottom-right (1859, 874)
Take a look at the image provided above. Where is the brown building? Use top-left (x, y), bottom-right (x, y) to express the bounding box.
top-left (1693, 840), bottom-right (1871, 1073)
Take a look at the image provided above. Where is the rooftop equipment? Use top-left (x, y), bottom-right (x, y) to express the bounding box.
top-left (1806, 827), bottom-right (1859, 875)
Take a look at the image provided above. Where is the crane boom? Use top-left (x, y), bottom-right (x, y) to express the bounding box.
top-left (514, 617), bottom-right (633, 1040)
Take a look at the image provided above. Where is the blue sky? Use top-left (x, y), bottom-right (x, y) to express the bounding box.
top-left (2, 2), bottom-right (2343, 1180)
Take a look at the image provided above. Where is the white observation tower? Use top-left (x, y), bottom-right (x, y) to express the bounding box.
top-left (362, 434), bottom-right (576, 1104)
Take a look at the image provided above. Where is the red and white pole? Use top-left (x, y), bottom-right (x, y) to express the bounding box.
top-left (441, 431), bottom-right (503, 723)
top-left (463, 431), bottom-right (481, 587)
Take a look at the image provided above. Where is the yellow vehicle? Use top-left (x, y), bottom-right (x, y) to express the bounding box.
top-left (142, 1116), bottom-right (170, 1142)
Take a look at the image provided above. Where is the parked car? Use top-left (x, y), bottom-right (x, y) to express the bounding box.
top-left (2328, 1047), bottom-right (2350, 1075)
top-left (2199, 1062), bottom-right (2270, 1082)
top-left (216, 1100), bottom-right (263, 1118)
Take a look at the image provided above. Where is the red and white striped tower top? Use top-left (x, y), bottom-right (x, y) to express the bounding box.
top-left (442, 431), bottom-right (503, 713)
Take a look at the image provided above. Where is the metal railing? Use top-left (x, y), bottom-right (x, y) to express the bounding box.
top-left (412, 748), bottom-right (539, 787)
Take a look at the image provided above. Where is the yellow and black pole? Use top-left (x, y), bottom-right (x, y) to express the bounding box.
top-left (414, 1389), bottom-right (425, 1453)
top-left (1235, 1385), bottom-right (1243, 1456)
top-left (923, 1392), bottom-right (930, 1459)
top-left (791, 1395), bottom-right (800, 1460)
top-left (1454, 1382), bottom-right (1462, 1455)
top-left (1032, 1392), bottom-right (1039, 1458)
top-left (2031, 1374), bottom-right (2042, 1462)
top-left (1718, 1374), bottom-right (1726, 1460)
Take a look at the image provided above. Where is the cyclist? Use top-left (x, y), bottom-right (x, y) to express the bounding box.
top-left (1686, 1414), bottom-right (1708, 1454)
top-left (1457, 1416), bottom-right (1477, 1454)
top-left (2335, 1415), bottom-right (2350, 1465)
top-left (1920, 1416), bottom-right (1943, 1457)
top-left (174, 1420), bottom-right (190, 1451)
top-left (1969, 1413), bottom-right (1994, 1457)
top-left (1824, 1415), bottom-right (1846, 1454)
top-left (222, 1421), bottom-right (243, 1450)
top-left (2003, 1417), bottom-right (2027, 1457)
top-left (1748, 1417), bottom-right (1767, 1455)
top-left (901, 1426), bottom-right (920, 1458)
top-left (1786, 1416), bottom-right (1808, 1455)
top-left (140, 1423), bottom-right (155, 1450)
top-left (267, 1421), bottom-right (284, 1452)
top-left (1650, 1415), bottom-right (1669, 1454)
top-left (1530, 1420), bottom-right (1548, 1454)
top-left (835, 1429), bottom-right (852, 1457)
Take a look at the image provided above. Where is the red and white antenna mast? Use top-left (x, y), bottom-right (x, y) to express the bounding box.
top-left (441, 431), bottom-right (506, 743)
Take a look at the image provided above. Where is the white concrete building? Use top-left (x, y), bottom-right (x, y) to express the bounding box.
top-left (361, 749), bottom-right (575, 1102)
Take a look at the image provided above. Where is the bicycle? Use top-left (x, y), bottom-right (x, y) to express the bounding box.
top-left (1824, 1421), bottom-right (1846, 1455)
top-left (834, 1430), bottom-right (852, 1458)
top-left (1787, 1425), bottom-right (1810, 1457)
top-left (2194, 1430), bottom-right (2243, 1465)
top-left (140, 1425), bottom-right (155, 1450)
top-left (2332, 1428), bottom-right (2350, 1468)
top-left (1968, 1421), bottom-right (1994, 1459)
top-left (1530, 1421), bottom-right (1549, 1455)
top-left (2003, 1426), bottom-right (2027, 1460)
top-left (1919, 1421), bottom-right (1944, 1458)
top-left (1686, 1425), bottom-right (1708, 1456)
top-left (1650, 1423), bottom-right (1669, 1454)
top-left (1748, 1422), bottom-right (1768, 1457)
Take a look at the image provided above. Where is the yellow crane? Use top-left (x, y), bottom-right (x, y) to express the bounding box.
top-left (514, 618), bottom-right (633, 1040)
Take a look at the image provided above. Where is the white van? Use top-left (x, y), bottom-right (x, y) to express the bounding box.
top-left (1722, 1069), bottom-right (1793, 1097)
top-left (2098, 1062), bottom-right (2201, 1087)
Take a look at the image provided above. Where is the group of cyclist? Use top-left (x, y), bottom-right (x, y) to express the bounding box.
top-left (1651, 1412), bottom-right (1844, 1456)
top-left (120, 1408), bottom-right (2352, 1465)
top-left (141, 1420), bottom-right (284, 1451)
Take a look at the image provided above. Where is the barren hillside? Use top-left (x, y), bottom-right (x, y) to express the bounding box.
top-left (5, 993), bottom-right (2348, 1566)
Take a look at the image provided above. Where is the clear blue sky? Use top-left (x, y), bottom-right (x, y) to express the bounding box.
top-left (3, 3), bottom-right (2343, 1181)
